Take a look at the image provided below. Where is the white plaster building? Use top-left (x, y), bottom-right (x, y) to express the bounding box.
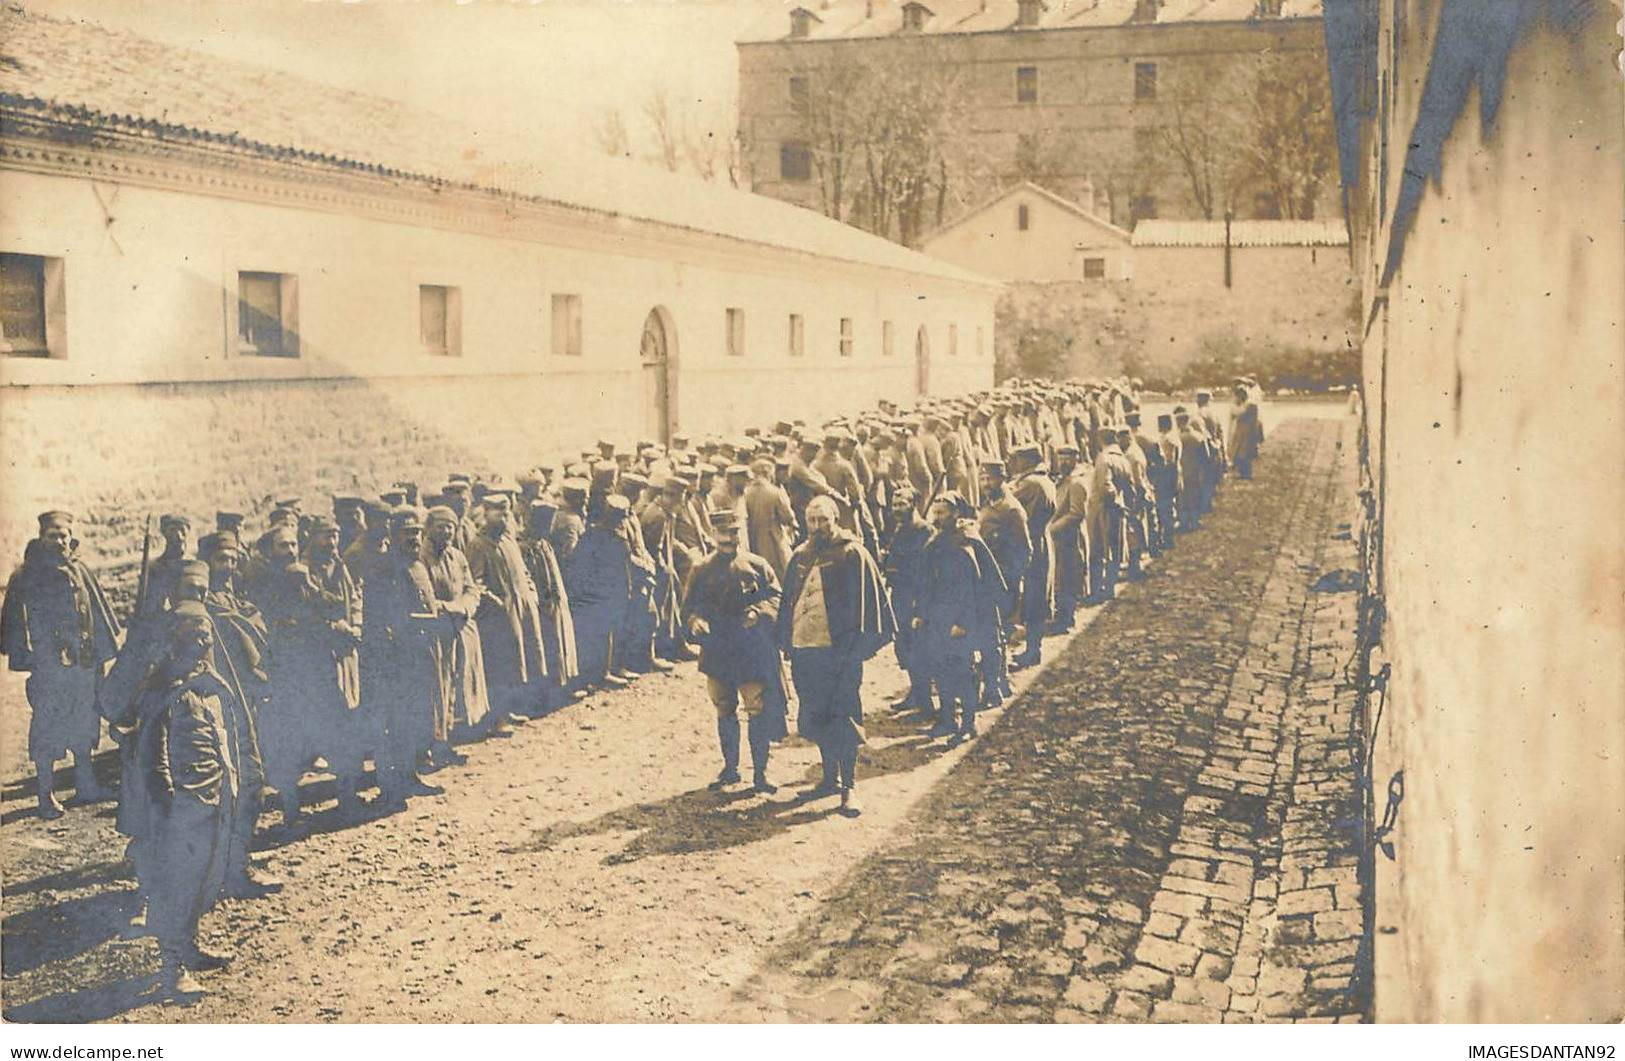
top-left (919, 182), bottom-right (1134, 283)
top-left (0, 4), bottom-right (999, 588)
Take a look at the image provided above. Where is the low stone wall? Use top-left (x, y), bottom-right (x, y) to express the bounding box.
top-left (995, 252), bottom-right (1358, 386)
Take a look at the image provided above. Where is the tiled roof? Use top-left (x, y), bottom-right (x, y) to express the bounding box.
top-left (1131, 219), bottom-right (1348, 247)
top-left (741, 0), bottom-right (1321, 43)
top-left (0, 4), bottom-right (997, 288)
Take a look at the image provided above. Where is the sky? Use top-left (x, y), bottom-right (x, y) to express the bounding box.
top-left (24, 0), bottom-right (772, 154)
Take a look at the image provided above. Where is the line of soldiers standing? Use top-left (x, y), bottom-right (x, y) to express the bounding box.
top-left (0, 374), bottom-right (1263, 999)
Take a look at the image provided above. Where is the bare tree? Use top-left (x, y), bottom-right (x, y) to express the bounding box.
top-left (1153, 60), bottom-right (1250, 220)
top-left (591, 107), bottom-right (633, 161)
top-left (1235, 50), bottom-right (1337, 219)
top-left (789, 58), bottom-right (868, 222)
top-left (680, 100), bottom-right (744, 188)
top-left (785, 43), bottom-right (995, 245)
top-left (642, 88), bottom-right (682, 173)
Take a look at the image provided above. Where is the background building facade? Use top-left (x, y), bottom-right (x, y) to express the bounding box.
top-left (737, 0), bottom-right (1335, 241)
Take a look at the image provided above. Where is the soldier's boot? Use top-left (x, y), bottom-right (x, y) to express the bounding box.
top-left (836, 749), bottom-right (860, 817)
top-left (748, 725), bottom-right (776, 795)
top-left (33, 763), bottom-right (63, 820)
top-left (662, 638), bottom-right (700, 663)
top-left (278, 788), bottom-right (302, 827)
top-left (225, 806), bottom-right (283, 897)
top-left (954, 701), bottom-right (979, 745)
top-left (905, 669), bottom-right (936, 712)
top-left (70, 748), bottom-right (111, 803)
top-left (182, 940), bottom-right (234, 971)
top-left (711, 716), bottom-right (742, 789)
top-left (927, 690), bottom-right (957, 738)
top-left (159, 948), bottom-right (205, 1001)
top-left (805, 748), bottom-right (840, 800)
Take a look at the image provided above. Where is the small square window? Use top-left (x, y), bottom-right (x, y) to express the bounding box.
top-left (780, 141), bottom-right (812, 181)
top-left (1, 253), bottom-right (63, 358)
top-left (882, 319), bottom-right (895, 357)
top-left (1016, 66), bottom-right (1038, 104)
top-left (789, 313), bottom-right (805, 357)
top-left (839, 317), bottom-right (854, 358)
top-left (551, 293), bottom-right (583, 357)
top-left (420, 284), bottom-right (461, 357)
top-left (1134, 62), bottom-right (1157, 100)
top-left (1017, 204), bottom-right (1031, 231)
top-left (238, 270), bottom-right (299, 357)
top-left (1084, 257), bottom-right (1107, 279)
top-left (726, 307), bottom-right (746, 357)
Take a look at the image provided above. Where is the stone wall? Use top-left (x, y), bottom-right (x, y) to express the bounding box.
top-left (994, 243), bottom-right (1357, 383)
top-left (1358, 12), bottom-right (1625, 1023)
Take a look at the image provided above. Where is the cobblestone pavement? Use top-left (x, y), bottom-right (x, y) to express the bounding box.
top-left (0, 413), bottom-right (1363, 1024)
top-left (729, 415), bottom-right (1367, 1023)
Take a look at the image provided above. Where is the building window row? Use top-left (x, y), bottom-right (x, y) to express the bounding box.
top-left (0, 252), bottom-right (60, 358)
top-left (1135, 61), bottom-right (1158, 100)
top-left (1016, 65), bottom-right (1039, 104)
top-left (2, 254), bottom-right (988, 368)
top-left (0, 254), bottom-right (593, 363)
top-left (746, 308), bottom-right (990, 360)
top-left (783, 60), bottom-right (1153, 115)
top-left (552, 293), bottom-right (583, 357)
top-left (780, 140), bottom-right (813, 181)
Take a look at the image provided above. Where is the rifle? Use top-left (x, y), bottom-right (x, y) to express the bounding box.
top-left (134, 512), bottom-right (153, 617)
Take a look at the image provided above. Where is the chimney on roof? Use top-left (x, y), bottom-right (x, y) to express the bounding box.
top-left (790, 6), bottom-right (819, 37)
top-left (1016, 0), bottom-right (1044, 27)
top-left (1131, 0), bottom-right (1161, 22)
top-left (866, 0), bottom-right (874, 17)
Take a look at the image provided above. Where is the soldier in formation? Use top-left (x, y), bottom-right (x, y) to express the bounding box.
top-left (2, 373), bottom-right (1260, 998)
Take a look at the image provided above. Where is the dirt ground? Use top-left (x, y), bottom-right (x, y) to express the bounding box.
top-left (2, 594), bottom-right (1105, 1023)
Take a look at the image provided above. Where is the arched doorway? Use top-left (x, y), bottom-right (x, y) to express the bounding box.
top-left (639, 307), bottom-right (678, 444)
top-left (915, 324), bottom-right (931, 398)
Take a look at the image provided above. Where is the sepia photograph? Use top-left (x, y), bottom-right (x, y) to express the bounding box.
top-left (0, 0), bottom-right (1620, 1049)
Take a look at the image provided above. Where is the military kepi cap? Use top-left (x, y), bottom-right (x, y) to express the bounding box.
top-left (198, 530), bottom-right (241, 558)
